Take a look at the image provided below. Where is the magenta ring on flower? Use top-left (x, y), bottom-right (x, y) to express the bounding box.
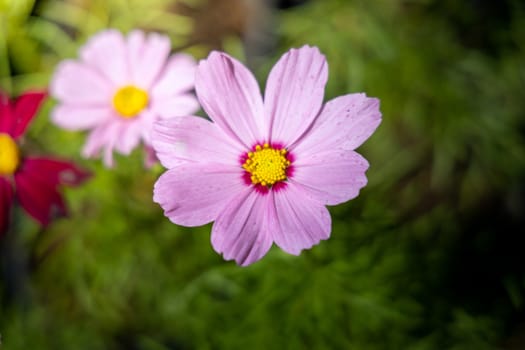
top-left (239, 142), bottom-right (294, 195)
top-left (153, 45), bottom-right (382, 266)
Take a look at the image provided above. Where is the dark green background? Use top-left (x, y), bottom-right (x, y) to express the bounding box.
top-left (1, 0), bottom-right (525, 348)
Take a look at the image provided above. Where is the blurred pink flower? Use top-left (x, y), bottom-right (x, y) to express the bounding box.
top-left (152, 46), bottom-right (382, 266)
top-left (50, 29), bottom-right (199, 167)
top-left (0, 92), bottom-right (90, 235)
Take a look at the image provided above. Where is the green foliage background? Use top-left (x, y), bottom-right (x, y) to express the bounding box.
top-left (1, 0), bottom-right (525, 349)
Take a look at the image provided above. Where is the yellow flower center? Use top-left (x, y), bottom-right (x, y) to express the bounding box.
top-left (242, 143), bottom-right (291, 187)
top-left (112, 85), bottom-right (149, 118)
top-left (0, 133), bottom-right (20, 176)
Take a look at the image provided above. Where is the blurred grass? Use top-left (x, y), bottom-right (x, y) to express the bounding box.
top-left (2, 0), bottom-right (525, 349)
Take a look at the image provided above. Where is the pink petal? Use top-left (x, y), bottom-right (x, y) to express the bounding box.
top-left (82, 122), bottom-right (120, 167)
top-left (51, 60), bottom-right (113, 106)
top-left (151, 53), bottom-right (197, 98)
top-left (153, 163), bottom-right (244, 227)
top-left (152, 116), bottom-right (242, 169)
top-left (11, 91), bottom-right (46, 138)
top-left (23, 157), bottom-right (91, 187)
top-left (293, 93), bottom-right (381, 154)
top-left (51, 104), bottom-right (112, 130)
top-left (151, 93), bottom-right (200, 119)
top-left (264, 46), bottom-right (328, 145)
top-left (14, 165), bottom-right (67, 226)
top-left (0, 176), bottom-right (14, 236)
top-left (270, 183), bottom-right (331, 255)
top-left (115, 120), bottom-right (142, 155)
top-left (80, 29), bottom-right (128, 86)
top-left (195, 51), bottom-right (265, 148)
top-left (102, 139), bottom-right (117, 167)
top-left (212, 188), bottom-right (273, 266)
top-left (127, 30), bottom-right (171, 89)
top-left (82, 124), bottom-right (107, 159)
top-left (290, 150), bottom-right (369, 205)
top-left (137, 109), bottom-right (157, 145)
top-left (81, 115), bottom-right (150, 166)
top-left (143, 145), bottom-right (158, 168)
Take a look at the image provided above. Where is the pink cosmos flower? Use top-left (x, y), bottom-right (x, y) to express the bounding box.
top-left (152, 46), bottom-right (382, 266)
top-left (0, 92), bottom-right (90, 235)
top-left (50, 29), bottom-right (199, 167)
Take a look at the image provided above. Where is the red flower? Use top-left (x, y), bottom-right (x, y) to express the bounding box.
top-left (0, 91), bottom-right (90, 235)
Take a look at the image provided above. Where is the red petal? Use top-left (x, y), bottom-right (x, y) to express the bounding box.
top-left (14, 166), bottom-right (67, 226)
top-left (11, 91), bottom-right (47, 138)
top-left (22, 157), bottom-right (91, 187)
top-left (0, 176), bottom-right (15, 236)
top-left (0, 93), bottom-right (15, 135)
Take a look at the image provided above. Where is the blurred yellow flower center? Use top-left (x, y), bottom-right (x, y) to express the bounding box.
top-left (0, 133), bottom-right (20, 176)
top-left (242, 143), bottom-right (290, 187)
top-left (112, 85), bottom-right (149, 118)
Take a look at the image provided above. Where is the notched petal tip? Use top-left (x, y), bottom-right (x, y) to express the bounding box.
top-left (79, 29), bottom-right (125, 62)
top-left (294, 44), bottom-right (323, 55)
top-left (197, 51), bottom-right (235, 78)
top-left (203, 50), bottom-right (232, 62)
top-left (271, 185), bottom-right (332, 255)
top-left (288, 44), bottom-right (327, 66)
top-left (211, 189), bottom-right (274, 266)
top-left (195, 48), bottom-right (265, 148)
top-left (152, 175), bottom-right (182, 226)
top-left (214, 243), bottom-right (269, 267)
top-left (88, 28), bottom-right (123, 41)
top-left (265, 43), bottom-right (329, 145)
top-left (364, 96), bottom-right (382, 119)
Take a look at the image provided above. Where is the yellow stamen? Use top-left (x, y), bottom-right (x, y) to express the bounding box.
top-left (0, 133), bottom-right (20, 175)
top-left (243, 144), bottom-right (290, 187)
top-left (112, 85), bottom-right (149, 118)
